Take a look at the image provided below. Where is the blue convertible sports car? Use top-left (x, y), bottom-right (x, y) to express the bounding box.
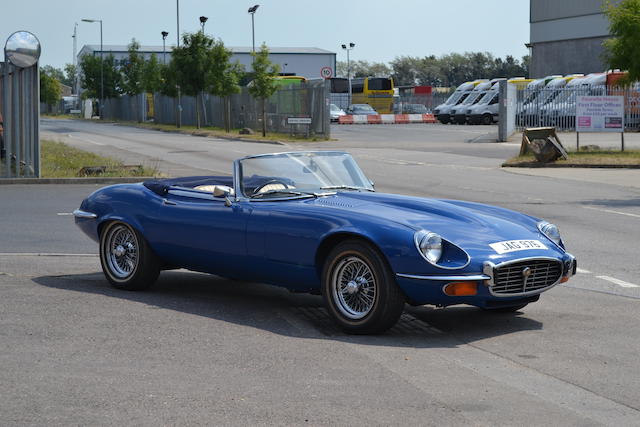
top-left (74, 151), bottom-right (576, 334)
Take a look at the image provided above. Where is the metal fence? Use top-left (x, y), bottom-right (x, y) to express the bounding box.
top-left (1, 61), bottom-right (40, 178)
top-left (516, 86), bottom-right (640, 131)
top-left (104, 79), bottom-right (331, 138)
top-left (330, 92), bottom-right (451, 114)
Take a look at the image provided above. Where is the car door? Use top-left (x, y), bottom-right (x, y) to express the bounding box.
top-left (147, 188), bottom-right (251, 277)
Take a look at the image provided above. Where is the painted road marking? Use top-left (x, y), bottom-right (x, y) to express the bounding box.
top-left (583, 206), bottom-right (640, 219)
top-left (57, 212), bottom-right (73, 216)
top-left (576, 268), bottom-right (591, 274)
top-left (68, 134), bottom-right (105, 146)
top-left (596, 275), bottom-right (640, 288)
top-left (0, 253), bottom-right (98, 257)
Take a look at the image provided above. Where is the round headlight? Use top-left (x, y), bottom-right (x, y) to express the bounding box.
top-left (415, 230), bottom-right (442, 264)
top-left (539, 221), bottom-right (561, 245)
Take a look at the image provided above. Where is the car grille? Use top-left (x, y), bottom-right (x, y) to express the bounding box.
top-left (491, 259), bottom-right (562, 295)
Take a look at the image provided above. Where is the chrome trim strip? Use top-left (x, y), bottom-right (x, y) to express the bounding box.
top-left (73, 209), bottom-right (97, 219)
top-left (396, 273), bottom-right (489, 281)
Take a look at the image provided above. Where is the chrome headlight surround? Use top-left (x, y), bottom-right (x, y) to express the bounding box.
top-left (414, 230), bottom-right (443, 265)
top-left (538, 221), bottom-right (563, 248)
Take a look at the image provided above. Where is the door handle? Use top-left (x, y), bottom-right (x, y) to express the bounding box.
top-left (162, 199), bottom-right (177, 206)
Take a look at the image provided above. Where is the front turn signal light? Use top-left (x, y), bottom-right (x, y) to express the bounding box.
top-left (444, 281), bottom-right (478, 296)
top-left (560, 276), bottom-right (570, 283)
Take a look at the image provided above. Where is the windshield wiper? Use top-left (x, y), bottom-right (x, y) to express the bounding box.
top-left (320, 185), bottom-right (374, 192)
top-left (251, 189), bottom-right (307, 198)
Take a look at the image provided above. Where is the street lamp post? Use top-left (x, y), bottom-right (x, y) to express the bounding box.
top-left (176, 0), bottom-right (181, 128)
top-left (199, 16), bottom-right (208, 33)
top-left (161, 31), bottom-right (169, 65)
top-left (341, 42), bottom-right (355, 105)
top-left (248, 5), bottom-right (259, 53)
top-left (82, 19), bottom-right (103, 118)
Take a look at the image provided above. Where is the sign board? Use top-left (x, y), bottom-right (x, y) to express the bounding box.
top-left (320, 66), bottom-right (333, 79)
top-left (287, 117), bottom-right (312, 125)
top-left (576, 96), bottom-right (624, 132)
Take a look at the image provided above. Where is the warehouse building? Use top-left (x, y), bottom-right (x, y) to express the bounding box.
top-left (77, 45), bottom-right (336, 80)
top-left (529, 0), bottom-right (620, 77)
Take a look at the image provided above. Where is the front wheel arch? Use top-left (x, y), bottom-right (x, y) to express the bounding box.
top-left (315, 232), bottom-right (389, 281)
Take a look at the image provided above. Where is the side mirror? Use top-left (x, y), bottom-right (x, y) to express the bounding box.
top-left (212, 185), bottom-right (234, 207)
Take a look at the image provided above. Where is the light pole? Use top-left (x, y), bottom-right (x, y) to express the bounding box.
top-left (248, 5), bottom-right (259, 53)
top-left (82, 18), bottom-right (103, 117)
top-left (72, 23), bottom-right (78, 94)
top-left (161, 31), bottom-right (169, 64)
top-left (199, 16), bottom-right (208, 33)
top-left (176, 0), bottom-right (181, 128)
top-left (341, 42), bottom-right (355, 105)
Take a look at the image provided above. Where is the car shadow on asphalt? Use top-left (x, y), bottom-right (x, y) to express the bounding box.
top-left (581, 197), bottom-right (640, 208)
top-left (33, 269), bottom-right (543, 348)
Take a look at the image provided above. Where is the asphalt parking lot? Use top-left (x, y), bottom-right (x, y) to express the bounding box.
top-left (1, 120), bottom-right (640, 425)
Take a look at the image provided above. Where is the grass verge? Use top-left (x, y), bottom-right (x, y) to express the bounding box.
top-left (128, 122), bottom-right (329, 143)
top-left (41, 140), bottom-right (158, 178)
top-left (503, 150), bottom-right (640, 167)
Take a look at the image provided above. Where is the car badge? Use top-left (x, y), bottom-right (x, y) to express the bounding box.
top-left (522, 267), bottom-right (532, 278)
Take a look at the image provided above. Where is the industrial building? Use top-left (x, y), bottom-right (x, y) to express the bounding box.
top-left (529, 0), bottom-right (621, 77)
top-left (77, 45), bottom-right (336, 80)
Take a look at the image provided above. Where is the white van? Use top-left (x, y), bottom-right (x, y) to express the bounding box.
top-left (517, 75), bottom-right (583, 127)
top-left (450, 80), bottom-right (494, 124)
top-left (433, 80), bottom-right (487, 124)
top-left (467, 78), bottom-right (533, 125)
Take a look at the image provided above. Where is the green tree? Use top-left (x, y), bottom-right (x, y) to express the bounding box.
top-left (79, 53), bottom-right (121, 99)
top-left (172, 32), bottom-right (216, 127)
top-left (41, 65), bottom-right (65, 84)
top-left (207, 40), bottom-right (244, 132)
top-left (142, 53), bottom-right (163, 93)
top-left (121, 39), bottom-right (146, 122)
top-left (248, 43), bottom-right (280, 137)
top-left (63, 63), bottom-right (77, 89)
top-left (40, 70), bottom-right (61, 112)
top-left (603, 0), bottom-right (640, 82)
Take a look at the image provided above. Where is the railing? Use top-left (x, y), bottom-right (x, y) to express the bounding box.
top-left (516, 86), bottom-right (640, 131)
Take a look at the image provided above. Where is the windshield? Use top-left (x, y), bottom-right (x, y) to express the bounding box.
top-left (445, 91), bottom-right (463, 105)
top-left (238, 152), bottom-right (374, 198)
top-left (462, 91), bottom-right (482, 105)
top-left (352, 104), bottom-right (374, 111)
top-left (477, 90), bottom-right (497, 105)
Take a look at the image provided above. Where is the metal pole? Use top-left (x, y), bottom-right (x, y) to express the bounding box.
top-left (162, 38), bottom-right (166, 65)
top-left (176, 0), bottom-right (181, 128)
top-left (99, 20), bottom-right (103, 118)
top-left (347, 49), bottom-right (352, 105)
top-left (576, 132), bottom-right (579, 151)
top-left (2, 63), bottom-right (10, 177)
top-left (621, 131), bottom-right (625, 152)
top-left (72, 23), bottom-right (77, 94)
top-left (251, 13), bottom-right (255, 53)
top-left (33, 63), bottom-right (40, 177)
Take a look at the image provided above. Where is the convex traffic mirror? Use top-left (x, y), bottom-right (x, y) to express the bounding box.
top-left (5, 31), bottom-right (41, 68)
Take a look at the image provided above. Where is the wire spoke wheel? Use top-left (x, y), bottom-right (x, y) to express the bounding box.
top-left (104, 224), bottom-right (139, 280)
top-left (332, 256), bottom-right (377, 320)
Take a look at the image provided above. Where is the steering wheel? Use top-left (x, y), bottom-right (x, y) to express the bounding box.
top-left (252, 179), bottom-right (291, 195)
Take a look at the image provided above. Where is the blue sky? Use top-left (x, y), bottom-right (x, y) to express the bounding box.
top-left (1, 0), bottom-right (530, 70)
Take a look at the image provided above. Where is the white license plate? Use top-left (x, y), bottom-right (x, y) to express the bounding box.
top-left (489, 240), bottom-right (548, 254)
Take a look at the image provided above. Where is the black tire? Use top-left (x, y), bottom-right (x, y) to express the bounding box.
top-left (482, 114), bottom-right (493, 125)
top-left (322, 240), bottom-right (405, 334)
top-left (99, 221), bottom-right (160, 291)
top-left (484, 303), bottom-right (528, 313)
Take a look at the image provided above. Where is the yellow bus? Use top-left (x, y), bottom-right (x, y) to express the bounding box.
top-left (351, 77), bottom-right (394, 113)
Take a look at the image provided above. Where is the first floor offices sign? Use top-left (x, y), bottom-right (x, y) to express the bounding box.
top-left (576, 96), bottom-right (624, 132)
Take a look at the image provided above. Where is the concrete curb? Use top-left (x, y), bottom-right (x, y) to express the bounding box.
top-left (0, 177), bottom-right (153, 185)
top-left (111, 123), bottom-right (288, 145)
top-left (502, 163), bottom-right (640, 169)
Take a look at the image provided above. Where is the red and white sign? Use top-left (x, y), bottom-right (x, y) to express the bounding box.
top-left (320, 66), bottom-right (333, 79)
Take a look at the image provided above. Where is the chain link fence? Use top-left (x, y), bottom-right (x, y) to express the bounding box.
top-left (103, 79), bottom-right (331, 138)
top-left (516, 86), bottom-right (640, 131)
top-left (330, 92), bottom-right (451, 114)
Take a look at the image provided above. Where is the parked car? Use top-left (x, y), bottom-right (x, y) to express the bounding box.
top-left (330, 103), bottom-right (346, 122)
top-left (402, 104), bottom-right (429, 114)
top-left (345, 104), bottom-right (378, 115)
top-left (433, 80), bottom-right (487, 124)
top-left (74, 151), bottom-right (576, 334)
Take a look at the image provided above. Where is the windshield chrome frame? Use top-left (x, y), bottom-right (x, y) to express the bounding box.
top-left (233, 150), bottom-right (367, 202)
